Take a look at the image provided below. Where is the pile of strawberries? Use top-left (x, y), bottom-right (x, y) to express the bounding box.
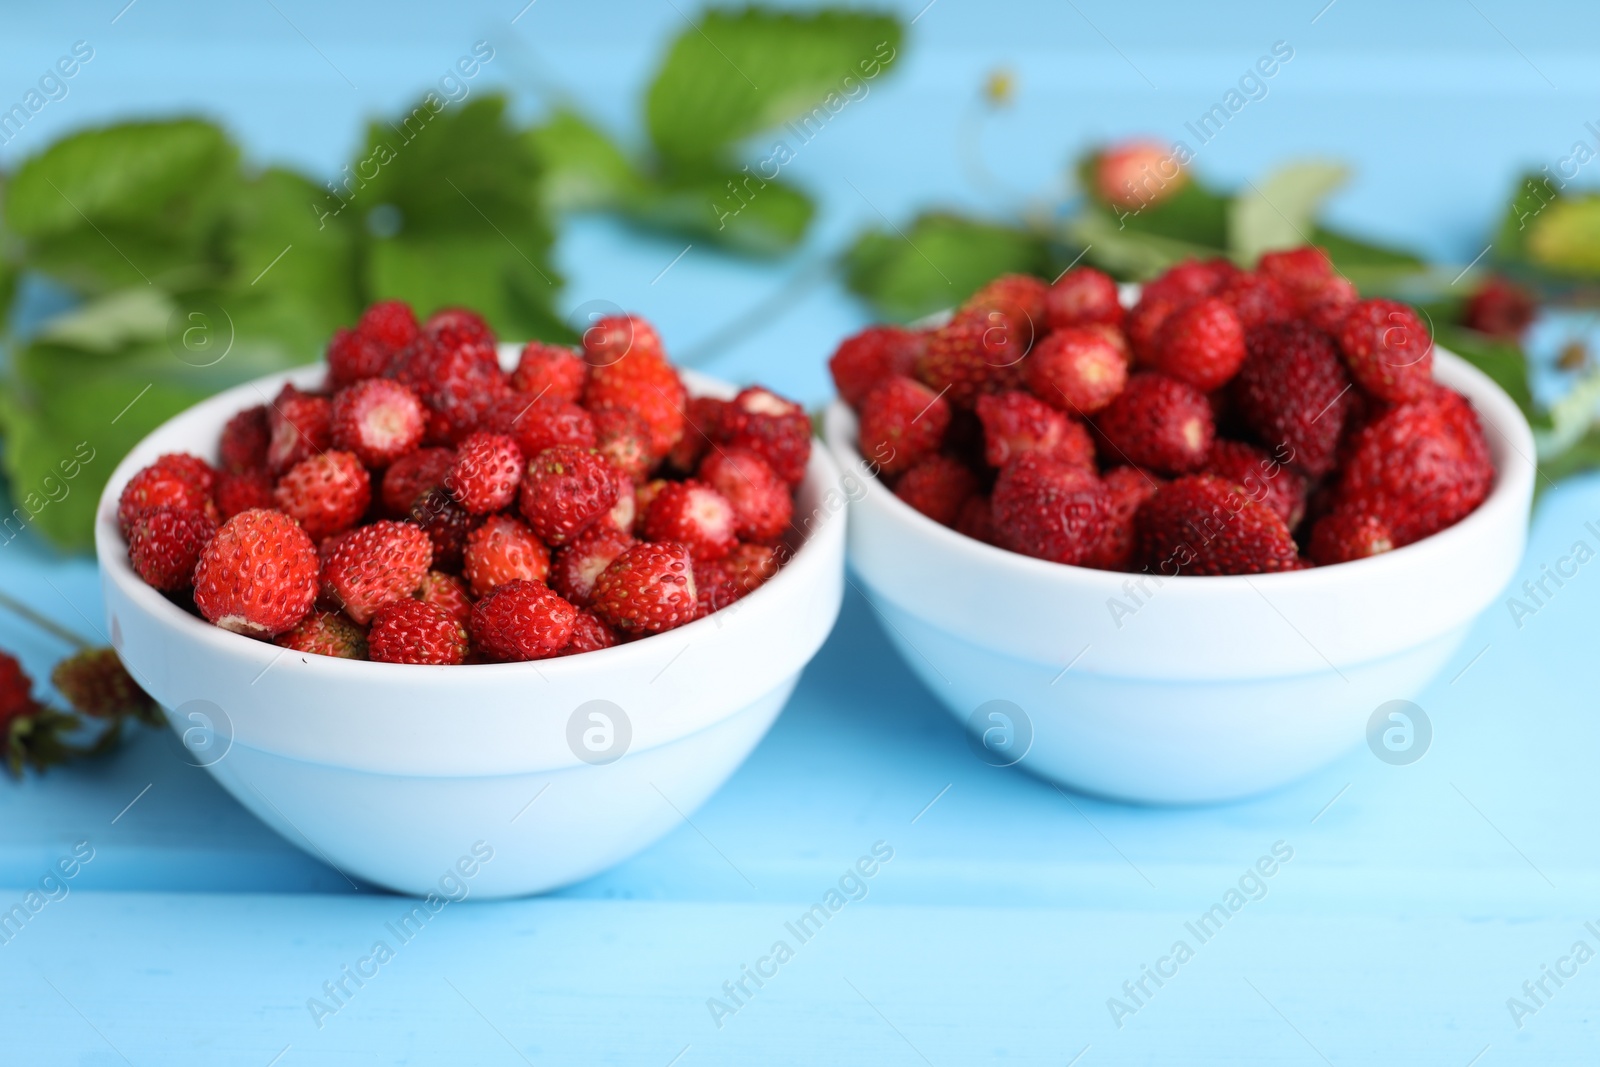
top-left (831, 246), bottom-right (1494, 575)
top-left (116, 304), bottom-right (810, 664)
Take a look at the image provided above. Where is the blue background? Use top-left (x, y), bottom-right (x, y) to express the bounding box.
top-left (3, 1), bottom-right (1600, 1063)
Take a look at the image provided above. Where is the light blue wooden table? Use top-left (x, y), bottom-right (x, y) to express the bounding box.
top-left (3, 2), bottom-right (1599, 1062)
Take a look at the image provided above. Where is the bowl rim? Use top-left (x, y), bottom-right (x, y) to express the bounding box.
top-left (822, 344), bottom-right (1536, 593)
top-left (95, 357), bottom-right (844, 677)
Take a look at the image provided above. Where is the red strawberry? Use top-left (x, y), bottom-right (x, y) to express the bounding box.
top-left (358, 299), bottom-right (420, 353)
top-left (1147, 296), bottom-right (1246, 391)
top-left (414, 570), bottom-right (473, 625)
top-left (1081, 466), bottom-right (1161, 571)
top-left (1124, 295), bottom-right (1180, 364)
top-left (330, 378), bottom-right (426, 468)
top-left (665, 395), bottom-right (728, 474)
top-left (858, 376), bottom-right (950, 477)
top-left (462, 514), bottom-right (550, 597)
top-left (1142, 258), bottom-right (1235, 306)
top-left (413, 339), bottom-right (511, 444)
top-left (321, 519), bottom-right (433, 625)
top-left (1336, 386), bottom-right (1492, 544)
top-left (829, 326), bottom-right (924, 410)
top-left (1308, 508), bottom-right (1395, 566)
top-left (976, 390), bottom-right (1096, 470)
top-left (380, 447), bottom-right (455, 516)
top-left (0, 652), bottom-right (38, 728)
top-left (274, 451), bottom-right (371, 541)
top-left (49, 648), bottom-right (151, 719)
top-left (916, 313), bottom-right (1016, 408)
top-left (1045, 267), bottom-right (1123, 330)
top-left (966, 274), bottom-right (1048, 329)
top-left (550, 525), bottom-right (636, 607)
top-left (633, 480), bottom-right (670, 536)
top-left (117, 463), bottom-right (216, 537)
top-left (1095, 140), bottom-right (1186, 208)
top-left (591, 542), bottom-right (698, 635)
top-left (193, 509), bottom-right (320, 637)
top-left (326, 327), bottom-right (390, 387)
top-left (485, 394), bottom-right (597, 459)
top-left (408, 488), bottom-right (484, 572)
top-left (697, 448), bottom-right (792, 544)
top-left (126, 506), bottom-right (216, 590)
top-left (423, 307), bottom-right (495, 349)
top-left (470, 579), bottom-right (577, 662)
top-left (1213, 272), bottom-right (1295, 331)
top-left (1257, 247), bottom-right (1352, 311)
top-left (643, 480), bottom-right (738, 561)
top-left (559, 610), bottom-right (619, 656)
top-left (220, 405), bottom-right (270, 474)
top-left (580, 314), bottom-right (663, 368)
top-left (599, 466), bottom-right (637, 535)
top-left (1335, 298), bottom-right (1434, 402)
top-left (275, 611), bottom-right (369, 659)
top-left (725, 542), bottom-right (779, 594)
top-left (1204, 439), bottom-right (1307, 530)
top-left (1135, 474), bottom-right (1300, 576)
top-left (1024, 326), bottom-right (1129, 415)
top-left (512, 341), bottom-right (587, 402)
top-left (519, 445), bottom-right (620, 546)
top-left (955, 494), bottom-right (994, 544)
top-left (1464, 276), bottom-right (1537, 340)
top-left (215, 469), bottom-right (275, 520)
top-left (1232, 321), bottom-right (1352, 478)
top-left (694, 557), bottom-right (741, 618)
top-left (721, 386), bottom-right (811, 486)
top-left (894, 454), bottom-right (979, 526)
top-left (369, 599), bottom-right (469, 665)
top-left (991, 453), bottom-right (1109, 565)
top-left (1095, 372), bottom-right (1214, 475)
top-left (584, 347), bottom-right (686, 458)
top-left (592, 406), bottom-right (655, 483)
top-left (266, 385), bottom-right (332, 475)
top-left (446, 432), bottom-right (524, 515)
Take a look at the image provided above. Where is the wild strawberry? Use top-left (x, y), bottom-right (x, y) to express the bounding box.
top-left (1095, 139), bottom-right (1186, 208)
top-left (1142, 258), bottom-right (1235, 306)
top-left (0, 652), bottom-right (38, 728)
top-left (916, 313), bottom-right (1016, 409)
top-left (955, 495), bottom-right (994, 544)
top-left (591, 541), bottom-right (698, 635)
top-left (215, 469), bottom-right (275, 520)
top-left (580, 313), bottom-right (663, 368)
top-left (274, 451), bottom-right (370, 541)
top-left (633, 480), bottom-right (670, 535)
top-left (446, 432), bottom-right (524, 514)
top-left (1147, 297), bottom-right (1246, 391)
top-left (151, 452), bottom-right (216, 495)
top-left (1081, 466), bottom-right (1161, 571)
top-left (193, 509), bottom-right (320, 637)
top-left (414, 570), bottom-right (473, 625)
top-left (858, 376), bottom-right (950, 477)
top-left (599, 466), bottom-right (637, 535)
top-left (266, 385), bottom-right (332, 475)
top-left (1204, 439), bottom-right (1307, 530)
top-left (1232, 321), bottom-right (1352, 478)
top-left (381, 447), bottom-right (455, 516)
top-left (469, 579), bottom-right (577, 662)
top-left (665, 395), bottom-right (728, 474)
top-left (592, 407), bottom-right (654, 482)
top-left (414, 339), bottom-right (511, 444)
top-left (1308, 508), bottom-right (1395, 566)
top-left (1214, 272), bottom-right (1295, 331)
top-left (726, 542), bottom-right (779, 593)
top-left (1025, 327), bottom-right (1128, 415)
top-left (1336, 298), bottom-right (1434, 402)
top-left (894, 454), bottom-right (979, 526)
top-left (964, 274), bottom-right (1048, 342)
top-left (423, 307), bottom-right (495, 349)
top-left (220, 405), bottom-right (270, 474)
top-left (694, 557), bottom-right (740, 617)
top-left (1046, 267), bottom-right (1123, 330)
top-left (720, 387), bottom-right (812, 486)
top-left (1336, 387), bottom-right (1492, 545)
top-left (643, 481), bottom-right (738, 561)
top-left (368, 599), bottom-right (469, 665)
top-left (49, 648), bottom-right (152, 719)
top-left (1258, 247), bottom-right (1351, 311)
top-left (117, 463), bottom-right (215, 537)
top-left (519, 445), bottom-right (620, 546)
top-left (1095, 372), bottom-right (1214, 475)
top-left (126, 506), bottom-right (216, 590)
top-left (697, 448), bottom-right (792, 544)
top-left (550, 525), bottom-right (636, 607)
top-left (1135, 475), bottom-right (1301, 576)
top-left (511, 341), bottom-right (587, 401)
top-left (408, 488), bottom-right (484, 572)
top-left (559, 610), bottom-right (619, 656)
top-left (1124, 295), bottom-right (1181, 364)
top-left (321, 519), bottom-right (433, 625)
top-left (330, 378), bottom-right (425, 468)
top-left (358, 299), bottom-right (421, 353)
top-left (1464, 276), bottom-right (1537, 340)
top-left (584, 348), bottom-right (686, 458)
top-left (275, 611), bottom-right (369, 660)
top-left (462, 514), bottom-right (550, 597)
top-left (1304, 288), bottom-right (1360, 333)
top-left (829, 326), bottom-right (924, 410)
top-left (485, 394), bottom-right (598, 459)
top-left (977, 390), bottom-right (1096, 470)
top-left (326, 327), bottom-right (390, 387)
top-left (991, 453), bottom-right (1109, 565)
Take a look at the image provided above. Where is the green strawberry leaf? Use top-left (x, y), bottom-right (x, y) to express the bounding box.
top-left (1229, 160), bottom-right (1349, 266)
top-left (527, 109), bottom-right (643, 214)
top-left (625, 170), bottom-right (814, 256)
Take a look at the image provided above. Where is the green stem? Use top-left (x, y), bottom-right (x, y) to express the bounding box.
top-left (0, 589), bottom-right (92, 651)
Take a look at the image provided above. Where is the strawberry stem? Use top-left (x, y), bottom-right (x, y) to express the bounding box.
top-left (0, 589), bottom-right (92, 651)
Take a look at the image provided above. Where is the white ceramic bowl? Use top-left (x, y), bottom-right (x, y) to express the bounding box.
top-left (96, 354), bottom-right (845, 898)
top-left (824, 349), bottom-right (1534, 803)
